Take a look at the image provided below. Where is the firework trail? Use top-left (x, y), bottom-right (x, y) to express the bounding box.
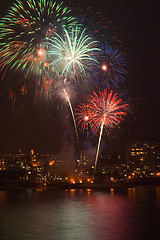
top-left (94, 117), bottom-right (105, 175)
top-left (76, 88), bottom-right (128, 175)
top-left (0, 0), bottom-right (75, 78)
top-left (63, 88), bottom-right (79, 144)
top-left (51, 78), bottom-right (79, 142)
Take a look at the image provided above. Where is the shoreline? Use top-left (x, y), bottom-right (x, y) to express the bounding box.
top-left (0, 178), bottom-right (160, 190)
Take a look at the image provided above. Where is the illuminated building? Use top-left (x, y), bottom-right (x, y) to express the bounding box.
top-left (126, 141), bottom-right (160, 175)
top-left (0, 150), bottom-right (29, 180)
top-left (29, 149), bottom-right (38, 163)
top-left (0, 150), bottom-right (28, 170)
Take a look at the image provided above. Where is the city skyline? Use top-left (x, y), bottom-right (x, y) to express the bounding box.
top-left (0, 140), bottom-right (160, 183)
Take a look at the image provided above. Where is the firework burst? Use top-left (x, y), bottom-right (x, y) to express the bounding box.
top-left (92, 44), bottom-right (127, 89)
top-left (76, 103), bottom-right (97, 137)
top-left (87, 88), bottom-right (128, 129)
top-left (46, 25), bottom-right (100, 84)
top-left (0, 0), bottom-right (75, 78)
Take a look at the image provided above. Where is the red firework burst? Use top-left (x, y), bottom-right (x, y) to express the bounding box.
top-left (76, 88), bottom-right (128, 135)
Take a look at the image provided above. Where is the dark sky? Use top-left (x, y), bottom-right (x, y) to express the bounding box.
top-left (0, 0), bottom-right (160, 154)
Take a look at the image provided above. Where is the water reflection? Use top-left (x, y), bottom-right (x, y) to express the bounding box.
top-left (110, 188), bottom-right (114, 195)
top-left (0, 190), bottom-right (6, 204)
top-left (0, 187), bottom-right (159, 240)
top-left (128, 187), bottom-right (136, 202)
top-left (156, 186), bottom-right (160, 206)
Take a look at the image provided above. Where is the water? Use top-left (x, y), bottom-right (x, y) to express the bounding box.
top-left (0, 186), bottom-right (160, 240)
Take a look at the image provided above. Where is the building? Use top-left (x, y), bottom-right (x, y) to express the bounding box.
top-left (126, 141), bottom-right (160, 176)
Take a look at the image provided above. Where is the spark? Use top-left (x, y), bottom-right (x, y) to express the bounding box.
top-left (102, 64), bottom-right (107, 71)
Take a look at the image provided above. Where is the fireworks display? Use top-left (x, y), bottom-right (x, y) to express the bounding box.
top-left (0, 0), bottom-right (129, 176)
top-left (45, 24), bottom-right (99, 143)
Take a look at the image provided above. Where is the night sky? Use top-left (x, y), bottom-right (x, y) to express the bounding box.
top-left (0, 0), bottom-right (159, 154)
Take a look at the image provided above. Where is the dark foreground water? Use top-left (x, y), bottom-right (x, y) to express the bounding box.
top-left (0, 186), bottom-right (160, 240)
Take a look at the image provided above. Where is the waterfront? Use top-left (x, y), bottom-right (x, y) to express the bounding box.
top-left (0, 186), bottom-right (160, 240)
